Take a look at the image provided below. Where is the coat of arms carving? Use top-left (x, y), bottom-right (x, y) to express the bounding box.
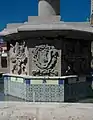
top-left (32, 44), bottom-right (59, 76)
top-left (10, 41), bottom-right (28, 75)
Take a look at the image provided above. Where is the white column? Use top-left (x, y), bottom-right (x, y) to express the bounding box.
top-left (38, 0), bottom-right (60, 16)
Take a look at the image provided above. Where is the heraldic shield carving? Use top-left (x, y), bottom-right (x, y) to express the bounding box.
top-left (32, 44), bottom-right (59, 76)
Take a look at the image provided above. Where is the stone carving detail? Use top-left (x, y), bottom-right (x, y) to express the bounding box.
top-left (63, 41), bottom-right (90, 75)
top-left (32, 44), bottom-right (59, 76)
top-left (10, 41), bottom-right (28, 75)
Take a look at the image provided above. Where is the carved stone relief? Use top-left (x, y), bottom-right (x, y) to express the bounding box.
top-left (10, 41), bottom-right (28, 75)
top-left (32, 44), bottom-right (59, 76)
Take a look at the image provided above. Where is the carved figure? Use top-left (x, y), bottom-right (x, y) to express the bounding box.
top-left (10, 41), bottom-right (28, 75)
top-left (32, 44), bottom-right (59, 76)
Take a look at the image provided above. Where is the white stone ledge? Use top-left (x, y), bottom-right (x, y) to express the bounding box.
top-left (0, 22), bottom-right (93, 37)
top-left (28, 16), bottom-right (61, 23)
top-left (0, 28), bottom-right (18, 36)
top-left (3, 73), bottom-right (78, 80)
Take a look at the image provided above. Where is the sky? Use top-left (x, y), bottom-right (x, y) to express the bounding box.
top-left (0, 0), bottom-right (91, 30)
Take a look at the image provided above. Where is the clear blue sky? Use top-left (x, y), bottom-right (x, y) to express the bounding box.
top-left (0, 0), bottom-right (91, 30)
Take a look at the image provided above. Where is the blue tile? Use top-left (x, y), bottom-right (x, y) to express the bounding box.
top-left (58, 79), bottom-right (64, 84)
top-left (25, 79), bottom-right (31, 84)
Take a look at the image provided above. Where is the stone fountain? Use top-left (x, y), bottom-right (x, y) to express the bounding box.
top-left (0, 0), bottom-right (93, 102)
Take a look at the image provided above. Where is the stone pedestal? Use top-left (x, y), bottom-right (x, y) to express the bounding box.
top-left (9, 37), bottom-right (61, 76)
top-left (9, 36), bottom-right (91, 76)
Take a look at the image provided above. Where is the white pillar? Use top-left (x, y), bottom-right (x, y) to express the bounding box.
top-left (38, 0), bottom-right (60, 16)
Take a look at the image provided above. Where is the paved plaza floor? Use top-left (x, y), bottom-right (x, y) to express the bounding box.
top-left (0, 102), bottom-right (93, 120)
